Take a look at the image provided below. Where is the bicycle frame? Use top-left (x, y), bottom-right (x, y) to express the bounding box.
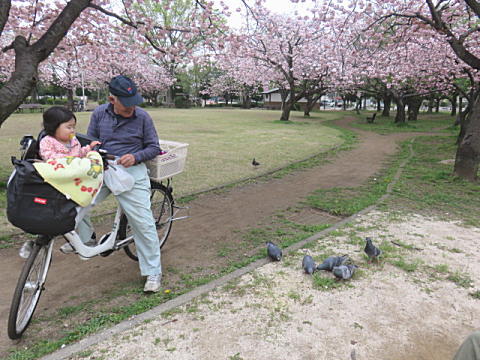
top-left (63, 199), bottom-right (134, 259)
top-left (8, 135), bottom-right (190, 340)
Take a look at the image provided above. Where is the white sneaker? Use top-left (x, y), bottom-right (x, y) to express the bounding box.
top-left (61, 243), bottom-right (90, 260)
top-left (60, 236), bottom-right (96, 254)
top-left (60, 242), bottom-right (75, 254)
top-left (19, 240), bottom-right (34, 259)
top-left (144, 274), bottom-right (162, 293)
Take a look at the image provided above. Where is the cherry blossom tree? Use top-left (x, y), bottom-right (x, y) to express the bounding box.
top-left (338, 0), bottom-right (480, 180)
top-left (129, 0), bottom-right (229, 105)
top-left (228, 4), bottom-right (338, 121)
top-left (336, 9), bottom-right (462, 123)
top-left (203, 49), bottom-right (268, 108)
top-left (39, 32), bottom-right (174, 109)
top-left (0, 0), bottom-right (228, 125)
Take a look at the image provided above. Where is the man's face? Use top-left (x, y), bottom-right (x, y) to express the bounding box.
top-left (109, 96), bottom-right (135, 118)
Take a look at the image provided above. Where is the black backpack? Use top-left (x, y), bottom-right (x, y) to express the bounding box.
top-left (7, 158), bottom-right (77, 236)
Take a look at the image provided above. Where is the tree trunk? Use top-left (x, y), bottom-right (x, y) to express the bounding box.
top-left (407, 96), bottom-right (422, 121)
top-left (393, 94), bottom-right (406, 123)
top-left (242, 95), bottom-right (251, 109)
top-left (30, 85), bottom-right (38, 103)
top-left (435, 98), bottom-right (440, 113)
top-left (304, 94), bottom-right (313, 116)
top-left (451, 95), bottom-right (457, 116)
top-left (427, 97), bottom-right (434, 113)
top-left (454, 94), bottom-right (480, 181)
top-left (377, 99), bottom-right (381, 112)
top-left (167, 86), bottom-right (175, 106)
top-left (280, 101), bottom-right (293, 121)
top-left (66, 88), bottom-right (74, 111)
top-left (456, 102), bottom-right (472, 144)
top-left (382, 94), bottom-right (392, 117)
top-left (0, 43), bottom-right (40, 123)
top-left (279, 88), bottom-right (288, 113)
top-left (355, 96), bottom-right (361, 115)
top-left (0, 0), bottom-right (92, 125)
top-left (304, 92), bottom-right (323, 116)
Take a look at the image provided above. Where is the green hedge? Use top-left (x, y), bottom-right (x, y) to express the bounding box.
top-left (37, 98), bottom-right (68, 105)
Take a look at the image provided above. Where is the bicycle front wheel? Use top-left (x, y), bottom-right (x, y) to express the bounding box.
top-left (8, 241), bottom-right (53, 339)
top-left (122, 181), bottom-right (174, 261)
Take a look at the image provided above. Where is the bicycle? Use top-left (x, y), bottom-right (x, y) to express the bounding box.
top-left (7, 133), bottom-right (188, 339)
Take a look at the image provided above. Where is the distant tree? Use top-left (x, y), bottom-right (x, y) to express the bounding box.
top-left (348, 0), bottom-right (480, 180)
top-left (0, 0), bottom-right (227, 124)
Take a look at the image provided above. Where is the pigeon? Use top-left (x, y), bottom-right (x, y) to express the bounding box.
top-left (364, 237), bottom-right (382, 262)
top-left (316, 255), bottom-right (350, 271)
top-left (332, 264), bottom-right (358, 280)
top-left (252, 158), bottom-right (260, 167)
top-left (302, 255), bottom-right (316, 274)
top-left (266, 241), bottom-right (282, 261)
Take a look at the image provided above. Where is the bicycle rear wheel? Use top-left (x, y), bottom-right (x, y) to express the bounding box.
top-left (8, 240), bottom-right (53, 339)
top-left (122, 181), bottom-right (174, 261)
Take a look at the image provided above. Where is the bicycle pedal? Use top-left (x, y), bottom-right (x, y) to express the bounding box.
top-left (99, 249), bottom-right (114, 257)
top-left (99, 232), bottom-right (114, 257)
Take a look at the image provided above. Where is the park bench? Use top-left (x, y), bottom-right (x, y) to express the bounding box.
top-left (366, 113), bottom-right (376, 123)
top-left (16, 104), bottom-right (45, 113)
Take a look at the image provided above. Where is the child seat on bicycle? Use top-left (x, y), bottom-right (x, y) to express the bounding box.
top-left (7, 131), bottom-right (104, 237)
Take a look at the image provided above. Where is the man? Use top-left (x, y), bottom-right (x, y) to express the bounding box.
top-left (82, 75), bottom-right (162, 292)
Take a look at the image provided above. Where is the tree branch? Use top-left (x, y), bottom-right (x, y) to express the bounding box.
top-left (32, 0), bottom-right (92, 62)
top-left (27, 0), bottom-right (40, 44)
top-left (88, 3), bottom-right (189, 32)
top-left (387, 4), bottom-right (480, 71)
top-left (465, 0), bottom-right (480, 18)
top-left (459, 26), bottom-right (480, 43)
top-left (88, 3), bottom-right (137, 28)
top-left (240, 0), bottom-right (259, 25)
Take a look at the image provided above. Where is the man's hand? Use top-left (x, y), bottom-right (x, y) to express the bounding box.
top-left (118, 154), bottom-right (136, 168)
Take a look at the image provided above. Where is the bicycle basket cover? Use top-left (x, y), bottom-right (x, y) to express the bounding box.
top-left (7, 159), bottom-right (77, 236)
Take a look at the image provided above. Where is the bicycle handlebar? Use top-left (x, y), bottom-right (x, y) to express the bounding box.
top-left (96, 149), bottom-right (116, 170)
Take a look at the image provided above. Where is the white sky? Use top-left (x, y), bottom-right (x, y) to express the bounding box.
top-left (222, 0), bottom-right (312, 29)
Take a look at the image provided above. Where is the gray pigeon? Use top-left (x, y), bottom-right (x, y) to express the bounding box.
top-left (302, 255), bottom-right (316, 274)
top-left (316, 255), bottom-right (350, 271)
top-left (266, 241), bottom-right (282, 261)
top-left (364, 237), bottom-right (382, 262)
top-left (332, 264), bottom-right (358, 280)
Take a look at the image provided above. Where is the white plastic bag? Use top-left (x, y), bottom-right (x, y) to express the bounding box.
top-left (103, 161), bottom-right (135, 195)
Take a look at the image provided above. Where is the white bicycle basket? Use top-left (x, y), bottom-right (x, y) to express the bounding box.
top-left (146, 140), bottom-right (189, 181)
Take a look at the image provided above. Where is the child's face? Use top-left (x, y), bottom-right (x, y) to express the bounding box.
top-left (55, 118), bottom-right (76, 143)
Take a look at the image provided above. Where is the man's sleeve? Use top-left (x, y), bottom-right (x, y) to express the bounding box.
top-left (87, 109), bottom-right (99, 138)
top-left (133, 113), bottom-right (160, 163)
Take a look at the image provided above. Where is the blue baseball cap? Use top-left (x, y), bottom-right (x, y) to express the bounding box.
top-left (108, 75), bottom-right (144, 107)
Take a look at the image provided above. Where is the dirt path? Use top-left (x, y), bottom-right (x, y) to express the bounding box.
top-left (0, 117), bottom-right (431, 356)
top-left (79, 211), bottom-right (480, 360)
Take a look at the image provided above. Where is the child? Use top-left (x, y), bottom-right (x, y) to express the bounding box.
top-left (39, 106), bottom-right (100, 160)
top-left (19, 106), bottom-right (101, 259)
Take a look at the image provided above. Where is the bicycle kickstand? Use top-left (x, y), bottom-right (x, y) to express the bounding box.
top-left (171, 204), bottom-right (190, 222)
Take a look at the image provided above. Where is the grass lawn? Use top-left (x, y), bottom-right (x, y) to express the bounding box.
top-left (0, 108), bottom-right (347, 236)
top-left (1, 108), bottom-right (345, 195)
top-left (348, 111), bottom-right (456, 134)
